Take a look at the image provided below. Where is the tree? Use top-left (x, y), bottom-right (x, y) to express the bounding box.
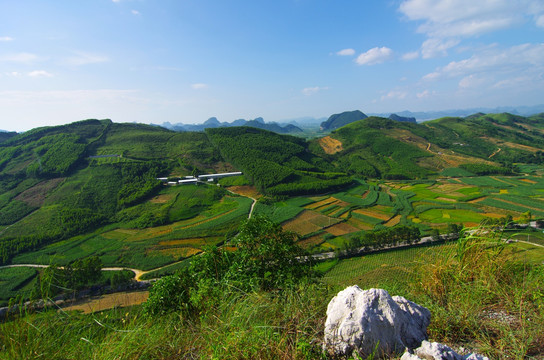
top-left (233, 215), bottom-right (314, 290)
top-left (143, 216), bottom-right (317, 316)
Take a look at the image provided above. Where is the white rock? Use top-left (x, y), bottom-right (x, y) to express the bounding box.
top-left (323, 286), bottom-right (431, 358)
top-left (401, 340), bottom-right (489, 360)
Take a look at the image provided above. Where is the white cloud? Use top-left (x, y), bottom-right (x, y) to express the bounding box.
top-left (422, 72), bottom-right (440, 81)
top-left (64, 52), bottom-right (109, 66)
top-left (402, 51), bottom-right (419, 60)
top-left (131, 10), bottom-right (140, 15)
top-left (302, 86), bottom-right (328, 96)
top-left (381, 91), bottom-right (407, 101)
top-left (421, 38), bottom-right (460, 59)
top-left (28, 70), bottom-right (53, 78)
top-left (191, 83), bottom-right (208, 89)
top-left (355, 47), bottom-right (393, 65)
top-left (422, 43), bottom-right (544, 94)
top-left (336, 48), bottom-right (355, 56)
top-left (400, 0), bottom-right (525, 37)
top-left (0, 36), bottom-right (14, 42)
top-left (0, 52), bottom-right (39, 63)
top-left (399, 0), bottom-right (544, 58)
top-left (417, 90), bottom-right (430, 98)
top-left (537, 14), bottom-right (544, 27)
top-left (458, 74), bottom-right (487, 88)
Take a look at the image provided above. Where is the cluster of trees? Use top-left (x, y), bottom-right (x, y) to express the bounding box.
top-left (0, 207), bottom-right (106, 265)
top-left (330, 120), bottom-right (431, 180)
top-left (459, 163), bottom-right (515, 176)
top-left (144, 216), bottom-right (317, 315)
top-left (25, 134), bottom-right (87, 178)
top-left (342, 225), bottom-right (422, 253)
top-left (0, 200), bottom-right (36, 225)
top-left (117, 161), bottom-right (165, 207)
top-left (206, 127), bottom-right (350, 195)
top-left (37, 256), bottom-right (103, 298)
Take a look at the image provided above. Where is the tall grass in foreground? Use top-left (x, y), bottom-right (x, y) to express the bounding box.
top-left (0, 284), bottom-right (329, 360)
top-left (412, 227), bottom-right (544, 359)
top-left (2, 226), bottom-right (543, 359)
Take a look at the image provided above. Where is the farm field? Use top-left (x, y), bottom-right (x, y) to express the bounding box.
top-left (3, 170), bottom-right (544, 302)
top-left (0, 267), bottom-right (38, 305)
top-left (12, 190), bottom-right (253, 271)
top-left (259, 172), bottom-right (544, 253)
top-left (322, 239), bottom-right (544, 294)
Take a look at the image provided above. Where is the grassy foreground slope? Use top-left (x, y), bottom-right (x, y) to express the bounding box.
top-left (1, 225), bottom-right (543, 359)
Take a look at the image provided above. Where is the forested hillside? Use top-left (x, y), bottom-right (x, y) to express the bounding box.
top-left (316, 113), bottom-right (544, 179)
top-left (205, 126), bottom-right (352, 196)
top-left (0, 120), bottom-right (227, 265)
top-left (1, 112), bottom-right (544, 267)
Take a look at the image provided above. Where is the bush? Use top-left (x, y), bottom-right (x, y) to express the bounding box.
top-left (143, 216), bottom-right (318, 316)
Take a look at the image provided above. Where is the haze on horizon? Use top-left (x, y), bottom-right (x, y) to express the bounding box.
top-left (1, 0), bottom-right (543, 132)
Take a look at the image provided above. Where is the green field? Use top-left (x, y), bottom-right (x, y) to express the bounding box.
top-left (0, 267), bottom-right (38, 306)
top-left (12, 193), bottom-right (252, 270)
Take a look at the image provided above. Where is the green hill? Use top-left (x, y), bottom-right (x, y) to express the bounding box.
top-left (320, 110), bottom-right (368, 131)
top-left (1, 112), bottom-right (544, 267)
top-left (314, 113), bottom-right (544, 179)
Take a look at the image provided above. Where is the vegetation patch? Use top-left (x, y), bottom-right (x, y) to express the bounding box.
top-left (282, 210), bottom-right (340, 236)
top-left (14, 178), bottom-right (65, 207)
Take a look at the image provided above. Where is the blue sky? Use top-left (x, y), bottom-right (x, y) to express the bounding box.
top-left (1, 0), bottom-right (543, 131)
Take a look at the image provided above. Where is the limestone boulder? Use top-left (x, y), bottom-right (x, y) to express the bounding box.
top-left (401, 340), bottom-right (489, 360)
top-left (323, 286), bottom-right (431, 358)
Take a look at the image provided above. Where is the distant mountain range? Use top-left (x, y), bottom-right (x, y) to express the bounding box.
top-left (370, 104), bottom-right (544, 122)
top-left (320, 110), bottom-right (415, 131)
top-left (158, 117), bottom-right (303, 134)
top-left (150, 104), bottom-right (544, 133)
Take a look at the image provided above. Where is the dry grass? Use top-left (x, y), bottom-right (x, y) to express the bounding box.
top-left (62, 291), bottom-right (149, 314)
top-left (227, 185), bottom-right (261, 199)
top-left (317, 136), bottom-right (343, 154)
top-left (149, 194), bottom-right (174, 203)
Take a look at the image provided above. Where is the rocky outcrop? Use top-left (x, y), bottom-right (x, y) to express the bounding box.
top-left (323, 286), bottom-right (431, 358)
top-left (401, 340), bottom-right (489, 360)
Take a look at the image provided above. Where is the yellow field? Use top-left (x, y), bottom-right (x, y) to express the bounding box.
top-left (384, 215), bottom-right (401, 227)
top-left (158, 238), bottom-right (207, 246)
top-left (325, 222), bottom-right (360, 236)
top-left (353, 207), bottom-right (391, 221)
top-left (63, 291), bottom-right (149, 314)
top-left (283, 210), bottom-right (339, 236)
top-left (305, 197), bottom-right (336, 210)
top-left (154, 247), bottom-right (201, 258)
